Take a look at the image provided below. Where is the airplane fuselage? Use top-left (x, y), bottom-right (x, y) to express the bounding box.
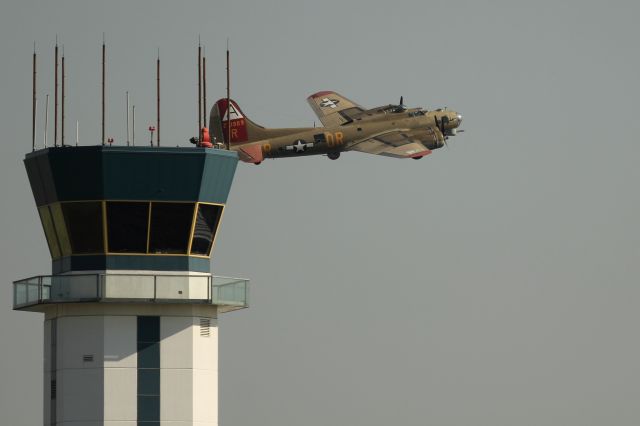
top-left (230, 108), bottom-right (462, 160)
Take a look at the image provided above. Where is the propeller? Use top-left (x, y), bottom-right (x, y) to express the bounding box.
top-left (434, 113), bottom-right (465, 149)
top-left (441, 115), bottom-right (450, 134)
top-left (434, 116), bottom-right (444, 134)
top-left (434, 115), bottom-right (449, 148)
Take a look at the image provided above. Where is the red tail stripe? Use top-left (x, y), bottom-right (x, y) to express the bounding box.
top-left (308, 91), bottom-right (335, 99)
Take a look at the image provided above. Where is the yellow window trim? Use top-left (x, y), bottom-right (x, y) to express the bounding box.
top-left (39, 200), bottom-right (225, 259)
top-left (38, 206), bottom-right (62, 259)
top-left (53, 252), bottom-right (211, 258)
top-left (187, 202), bottom-right (199, 254)
top-left (188, 203), bottom-right (226, 257)
top-left (50, 203), bottom-right (72, 257)
top-left (208, 204), bottom-right (226, 257)
top-left (146, 201), bottom-right (152, 254)
top-left (102, 201), bottom-right (109, 253)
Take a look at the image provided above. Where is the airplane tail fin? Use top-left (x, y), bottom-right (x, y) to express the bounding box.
top-left (210, 99), bottom-right (265, 145)
top-left (210, 98), bottom-right (313, 146)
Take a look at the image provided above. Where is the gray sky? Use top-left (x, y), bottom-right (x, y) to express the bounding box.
top-left (2, 0), bottom-right (640, 425)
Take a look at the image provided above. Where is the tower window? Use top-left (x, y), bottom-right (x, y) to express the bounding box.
top-left (50, 203), bottom-right (72, 256)
top-left (190, 204), bottom-right (223, 256)
top-left (60, 202), bottom-right (104, 254)
top-left (38, 206), bottom-right (62, 259)
top-left (106, 202), bottom-right (149, 253)
top-left (148, 202), bottom-right (194, 254)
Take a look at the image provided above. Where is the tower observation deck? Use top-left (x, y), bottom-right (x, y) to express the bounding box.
top-left (14, 145), bottom-right (248, 425)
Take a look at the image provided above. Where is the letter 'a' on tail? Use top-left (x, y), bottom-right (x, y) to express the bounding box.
top-left (210, 98), bottom-right (269, 146)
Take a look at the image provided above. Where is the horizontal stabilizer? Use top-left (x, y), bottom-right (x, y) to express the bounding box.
top-left (238, 144), bottom-right (264, 164)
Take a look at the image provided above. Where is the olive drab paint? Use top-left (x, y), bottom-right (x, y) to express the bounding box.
top-left (209, 91), bottom-right (463, 164)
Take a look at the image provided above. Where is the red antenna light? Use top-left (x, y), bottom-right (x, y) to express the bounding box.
top-left (148, 125), bottom-right (156, 147)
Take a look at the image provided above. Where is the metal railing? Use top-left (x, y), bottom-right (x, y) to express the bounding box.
top-left (13, 273), bottom-right (249, 312)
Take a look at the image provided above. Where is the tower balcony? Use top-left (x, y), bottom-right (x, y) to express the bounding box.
top-left (13, 273), bottom-right (249, 313)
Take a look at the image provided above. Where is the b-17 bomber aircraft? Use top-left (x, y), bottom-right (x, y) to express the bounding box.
top-left (208, 91), bottom-right (463, 164)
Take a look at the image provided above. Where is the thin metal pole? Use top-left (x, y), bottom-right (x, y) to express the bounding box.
top-left (61, 47), bottom-right (65, 146)
top-left (156, 51), bottom-right (160, 146)
top-left (34, 99), bottom-right (38, 150)
top-left (198, 40), bottom-right (202, 138)
top-left (102, 35), bottom-right (105, 146)
top-left (32, 43), bottom-right (36, 152)
top-left (132, 105), bottom-right (135, 146)
top-left (126, 91), bottom-right (130, 146)
top-left (54, 39), bottom-right (58, 147)
top-left (44, 94), bottom-right (49, 148)
top-left (226, 44), bottom-right (231, 150)
top-left (203, 52), bottom-right (207, 129)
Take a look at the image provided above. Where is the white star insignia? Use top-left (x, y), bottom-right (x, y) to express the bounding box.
top-left (320, 98), bottom-right (339, 108)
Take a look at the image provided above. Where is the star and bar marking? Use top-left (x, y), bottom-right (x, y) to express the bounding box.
top-left (320, 98), bottom-right (340, 108)
top-left (285, 139), bottom-right (314, 152)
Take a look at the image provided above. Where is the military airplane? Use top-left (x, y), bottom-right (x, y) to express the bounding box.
top-left (207, 91), bottom-right (462, 164)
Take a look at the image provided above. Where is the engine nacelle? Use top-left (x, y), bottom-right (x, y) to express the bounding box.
top-left (413, 127), bottom-right (445, 150)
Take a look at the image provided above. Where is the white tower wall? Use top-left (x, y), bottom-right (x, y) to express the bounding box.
top-left (41, 303), bottom-right (218, 426)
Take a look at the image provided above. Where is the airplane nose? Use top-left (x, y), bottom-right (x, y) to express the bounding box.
top-left (456, 114), bottom-right (463, 126)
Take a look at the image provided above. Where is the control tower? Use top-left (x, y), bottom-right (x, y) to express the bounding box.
top-left (13, 145), bottom-right (248, 425)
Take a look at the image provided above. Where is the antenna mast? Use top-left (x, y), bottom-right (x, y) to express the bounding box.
top-left (61, 46), bottom-right (65, 146)
top-left (44, 94), bottom-right (49, 148)
top-left (156, 50), bottom-right (160, 146)
top-left (203, 48), bottom-right (207, 129)
top-left (132, 105), bottom-right (136, 146)
top-left (32, 43), bottom-right (37, 152)
top-left (226, 41), bottom-right (230, 150)
top-left (198, 38), bottom-right (202, 139)
top-left (102, 35), bottom-right (105, 146)
top-left (126, 91), bottom-right (130, 146)
top-left (54, 38), bottom-right (58, 147)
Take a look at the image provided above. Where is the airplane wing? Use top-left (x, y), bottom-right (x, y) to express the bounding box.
top-left (307, 91), bottom-right (365, 127)
top-left (346, 127), bottom-right (444, 158)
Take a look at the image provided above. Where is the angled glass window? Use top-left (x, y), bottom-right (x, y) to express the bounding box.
top-left (106, 202), bottom-right (150, 253)
top-left (38, 206), bottom-right (61, 259)
top-left (190, 204), bottom-right (224, 256)
top-left (50, 203), bottom-right (72, 257)
top-left (60, 202), bottom-right (104, 254)
top-left (148, 203), bottom-right (195, 254)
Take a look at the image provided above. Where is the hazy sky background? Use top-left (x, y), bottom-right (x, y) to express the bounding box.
top-left (1, 1), bottom-right (640, 425)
